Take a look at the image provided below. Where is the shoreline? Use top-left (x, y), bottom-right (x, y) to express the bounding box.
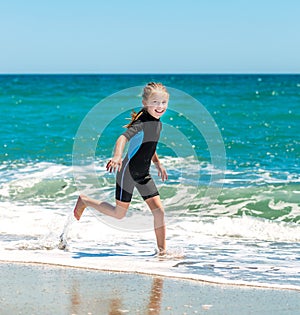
top-left (1, 254), bottom-right (300, 293)
top-left (1, 261), bottom-right (300, 315)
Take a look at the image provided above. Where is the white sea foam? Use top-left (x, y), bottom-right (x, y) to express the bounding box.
top-left (177, 216), bottom-right (300, 242)
top-left (1, 159), bottom-right (300, 289)
top-left (1, 202), bottom-right (300, 290)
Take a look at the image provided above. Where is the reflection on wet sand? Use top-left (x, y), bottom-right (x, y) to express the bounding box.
top-left (70, 280), bottom-right (80, 315)
top-left (147, 277), bottom-right (164, 315)
top-left (109, 298), bottom-right (123, 315)
top-left (69, 276), bottom-right (164, 314)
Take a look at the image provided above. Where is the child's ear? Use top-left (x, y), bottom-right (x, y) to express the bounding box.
top-left (142, 100), bottom-right (147, 106)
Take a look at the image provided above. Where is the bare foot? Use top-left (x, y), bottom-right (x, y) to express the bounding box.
top-left (158, 247), bottom-right (167, 256)
top-left (73, 195), bottom-right (86, 220)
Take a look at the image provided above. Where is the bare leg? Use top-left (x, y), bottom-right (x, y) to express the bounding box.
top-left (73, 195), bottom-right (86, 220)
top-left (73, 194), bottom-right (130, 220)
top-left (145, 195), bottom-right (166, 254)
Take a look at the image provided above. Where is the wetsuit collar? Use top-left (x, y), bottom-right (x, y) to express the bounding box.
top-left (143, 108), bottom-right (160, 121)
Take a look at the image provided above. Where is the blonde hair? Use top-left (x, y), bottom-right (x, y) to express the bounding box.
top-left (142, 82), bottom-right (169, 101)
top-left (125, 82), bottom-right (168, 128)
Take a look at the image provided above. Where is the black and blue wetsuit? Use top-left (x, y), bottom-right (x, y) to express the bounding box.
top-left (116, 109), bottom-right (162, 202)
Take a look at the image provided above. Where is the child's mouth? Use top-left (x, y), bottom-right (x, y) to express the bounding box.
top-left (155, 109), bottom-right (165, 114)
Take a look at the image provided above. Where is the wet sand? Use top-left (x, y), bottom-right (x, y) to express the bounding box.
top-left (0, 262), bottom-right (299, 315)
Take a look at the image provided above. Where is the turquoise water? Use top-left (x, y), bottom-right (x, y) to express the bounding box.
top-left (1, 74), bottom-right (299, 218)
top-left (1, 74), bottom-right (299, 168)
top-left (0, 74), bottom-right (299, 288)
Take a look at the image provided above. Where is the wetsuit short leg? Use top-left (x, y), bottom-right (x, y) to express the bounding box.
top-left (116, 165), bottom-right (159, 203)
top-left (115, 163), bottom-right (135, 202)
top-left (135, 174), bottom-right (159, 201)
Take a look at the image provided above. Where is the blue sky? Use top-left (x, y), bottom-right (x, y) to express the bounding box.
top-left (1, 0), bottom-right (300, 73)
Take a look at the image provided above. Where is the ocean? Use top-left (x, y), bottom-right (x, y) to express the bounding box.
top-left (0, 74), bottom-right (299, 290)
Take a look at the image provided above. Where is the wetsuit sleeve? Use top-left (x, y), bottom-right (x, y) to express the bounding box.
top-left (122, 120), bottom-right (143, 141)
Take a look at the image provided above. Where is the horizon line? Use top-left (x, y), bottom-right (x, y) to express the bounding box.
top-left (1, 72), bottom-right (300, 75)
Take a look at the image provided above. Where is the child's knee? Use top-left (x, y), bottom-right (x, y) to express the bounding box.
top-left (152, 207), bottom-right (164, 217)
top-left (152, 208), bottom-right (165, 227)
top-left (115, 212), bottom-right (126, 220)
top-left (114, 204), bottom-right (128, 219)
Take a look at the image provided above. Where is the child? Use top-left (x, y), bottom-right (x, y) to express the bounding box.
top-left (73, 82), bottom-right (169, 255)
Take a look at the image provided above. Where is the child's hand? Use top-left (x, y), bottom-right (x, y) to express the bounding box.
top-left (106, 157), bottom-right (122, 173)
top-left (154, 163), bottom-right (168, 181)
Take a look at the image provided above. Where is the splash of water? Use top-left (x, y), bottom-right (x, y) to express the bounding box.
top-left (58, 212), bottom-right (77, 250)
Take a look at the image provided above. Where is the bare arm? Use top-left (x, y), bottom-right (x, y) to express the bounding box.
top-left (106, 135), bottom-right (128, 172)
top-left (152, 151), bottom-right (168, 181)
top-left (151, 151), bottom-right (160, 164)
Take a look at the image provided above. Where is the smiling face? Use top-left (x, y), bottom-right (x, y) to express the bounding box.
top-left (142, 91), bottom-right (169, 119)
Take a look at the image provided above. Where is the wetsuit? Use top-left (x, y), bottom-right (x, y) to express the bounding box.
top-left (116, 109), bottom-right (162, 202)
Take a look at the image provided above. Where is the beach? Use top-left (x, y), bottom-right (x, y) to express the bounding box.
top-left (0, 261), bottom-right (299, 315)
top-left (0, 74), bottom-right (299, 314)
